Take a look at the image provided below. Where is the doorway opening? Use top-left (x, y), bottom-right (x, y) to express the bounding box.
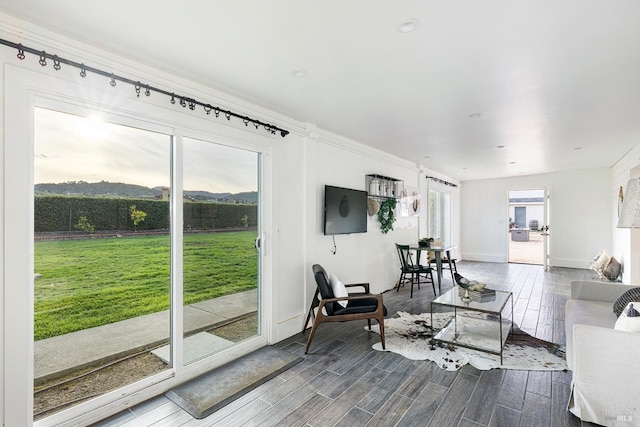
top-left (508, 189), bottom-right (546, 265)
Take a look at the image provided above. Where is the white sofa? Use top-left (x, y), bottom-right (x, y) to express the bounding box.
top-left (565, 281), bottom-right (640, 426)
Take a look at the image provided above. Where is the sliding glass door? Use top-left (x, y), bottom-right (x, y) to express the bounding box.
top-left (30, 104), bottom-right (264, 421)
top-left (33, 107), bottom-right (173, 420)
top-left (180, 137), bottom-right (260, 365)
top-left (428, 189), bottom-right (451, 246)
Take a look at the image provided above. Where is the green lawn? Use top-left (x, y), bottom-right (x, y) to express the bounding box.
top-left (34, 231), bottom-right (258, 340)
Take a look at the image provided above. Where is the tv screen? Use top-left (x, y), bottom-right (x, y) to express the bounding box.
top-left (324, 185), bottom-right (368, 235)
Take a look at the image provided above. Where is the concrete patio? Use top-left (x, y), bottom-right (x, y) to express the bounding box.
top-left (35, 289), bottom-right (257, 383)
top-left (509, 230), bottom-right (545, 264)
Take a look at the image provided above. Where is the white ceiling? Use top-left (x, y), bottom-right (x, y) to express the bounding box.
top-left (1, 1), bottom-right (639, 181)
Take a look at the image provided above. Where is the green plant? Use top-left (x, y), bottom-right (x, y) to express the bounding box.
top-left (74, 216), bottom-right (95, 233)
top-left (129, 205), bottom-right (147, 231)
top-left (240, 214), bottom-right (249, 227)
top-left (377, 198), bottom-right (397, 234)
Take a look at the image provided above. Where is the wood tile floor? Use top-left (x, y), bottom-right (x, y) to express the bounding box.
top-left (93, 262), bottom-right (604, 427)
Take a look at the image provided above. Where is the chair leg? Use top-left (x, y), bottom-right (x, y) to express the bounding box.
top-left (378, 317), bottom-right (386, 349)
top-left (429, 269), bottom-right (436, 294)
top-left (302, 289), bottom-right (320, 333)
top-left (305, 318), bottom-right (322, 354)
top-left (397, 272), bottom-right (405, 291)
top-left (367, 319), bottom-right (372, 330)
top-left (410, 272), bottom-right (416, 298)
top-left (448, 258), bottom-right (456, 282)
top-left (302, 308), bottom-right (314, 334)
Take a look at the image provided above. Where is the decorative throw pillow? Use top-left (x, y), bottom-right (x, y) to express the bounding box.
top-left (603, 256), bottom-right (622, 281)
top-left (613, 287), bottom-right (640, 317)
top-left (330, 273), bottom-right (349, 308)
top-left (590, 250), bottom-right (610, 279)
top-left (614, 302), bottom-right (640, 333)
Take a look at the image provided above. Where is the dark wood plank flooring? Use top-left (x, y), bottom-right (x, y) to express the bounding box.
top-left (93, 262), bottom-right (603, 427)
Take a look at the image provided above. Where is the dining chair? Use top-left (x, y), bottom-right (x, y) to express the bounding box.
top-left (395, 243), bottom-right (435, 298)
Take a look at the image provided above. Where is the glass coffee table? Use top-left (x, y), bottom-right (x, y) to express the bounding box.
top-left (430, 287), bottom-right (513, 363)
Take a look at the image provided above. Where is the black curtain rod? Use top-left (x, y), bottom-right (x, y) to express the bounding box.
top-left (0, 38), bottom-right (289, 137)
top-left (425, 175), bottom-right (458, 188)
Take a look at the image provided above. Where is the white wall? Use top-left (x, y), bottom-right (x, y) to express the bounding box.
top-left (276, 129), bottom-right (445, 340)
top-left (304, 134), bottom-right (421, 296)
top-left (461, 168), bottom-right (612, 268)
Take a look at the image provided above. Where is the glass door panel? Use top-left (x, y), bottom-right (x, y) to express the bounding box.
top-left (428, 189), bottom-right (451, 246)
top-left (182, 137), bottom-right (260, 365)
top-left (33, 107), bottom-right (172, 420)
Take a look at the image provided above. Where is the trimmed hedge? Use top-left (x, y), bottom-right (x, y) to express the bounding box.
top-left (34, 196), bottom-right (257, 232)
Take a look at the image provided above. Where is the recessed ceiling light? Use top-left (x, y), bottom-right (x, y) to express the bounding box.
top-left (573, 146), bottom-right (583, 150)
top-left (509, 161), bottom-right (516, 165)
top-left (291, 69), bottom-right (307, 78)
top-left (469, 113), bottom-right (482, 119)
top-left (462, 167), bottom-right (468, 170)
top-left (423, 155), bottom-right (431, 159)
top-left (396, 18), bottom-right (420, 33)
top-left (496, 145), bottom-right (505, 149)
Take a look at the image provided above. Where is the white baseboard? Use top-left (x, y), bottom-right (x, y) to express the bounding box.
top-left (461, 252), bottom-right (507, 263)
top-left (272, 314), bottom-right (305, 344)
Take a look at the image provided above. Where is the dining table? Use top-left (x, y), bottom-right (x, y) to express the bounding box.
top-left (408, 244), bottom-right (456, 294)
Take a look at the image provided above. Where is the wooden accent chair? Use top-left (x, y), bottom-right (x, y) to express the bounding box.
top-left (303, 264), bottom-right (386, 354)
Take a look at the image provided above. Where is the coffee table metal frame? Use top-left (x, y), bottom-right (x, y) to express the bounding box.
top-left (430, 287), bottom-right (514, 364)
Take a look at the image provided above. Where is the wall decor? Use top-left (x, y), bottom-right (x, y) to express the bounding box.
top-left (377, 198), bottom-right (397, 234)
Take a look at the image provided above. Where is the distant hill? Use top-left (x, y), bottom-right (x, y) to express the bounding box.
top-left (36, 181), bottom-right (159, 198)
top-left (35, 181), bottom-right (257, 204)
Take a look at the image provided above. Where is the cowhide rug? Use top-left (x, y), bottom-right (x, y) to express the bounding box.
top-left (367, 311), bottom-right (567, 371)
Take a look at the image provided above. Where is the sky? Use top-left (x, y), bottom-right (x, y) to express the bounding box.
top-left (34, 107), bottom-right (258, 194)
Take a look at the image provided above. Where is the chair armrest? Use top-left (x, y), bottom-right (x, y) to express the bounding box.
top-left (570, 281), bottom-right (637, 302)
top-left (319, 293), bottom-right (382, 304)
top-left (345, 282), bottom-right (370, 293)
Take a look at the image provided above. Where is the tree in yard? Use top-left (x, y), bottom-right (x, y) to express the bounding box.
top-left (129, 205), bottom-right (147, 231)
top-left (74, 216), bottom-right (95, 233)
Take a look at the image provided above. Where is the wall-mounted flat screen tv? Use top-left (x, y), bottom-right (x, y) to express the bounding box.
top-left (324, 185), bottom-right (368, 235)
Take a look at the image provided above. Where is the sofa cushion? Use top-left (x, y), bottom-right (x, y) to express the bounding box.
top-left (602, 256), bottom-right (622, 281)
top-left (589, 249), bottom-right (610, 279)
top-left (565, 299), bottom-right (617, 370)
top-left (613, 287), bottom-right (640, 317)
top-left (614, 302), bottom-right (640, 333)
top-left (330, 273), bottom-right (348, 308)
